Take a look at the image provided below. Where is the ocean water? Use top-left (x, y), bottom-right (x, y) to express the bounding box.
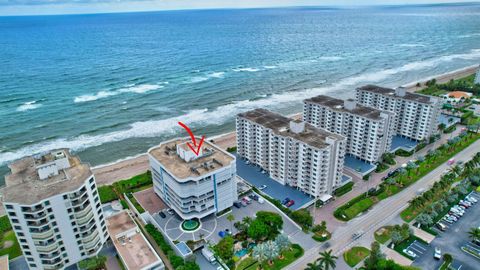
top-left (1, 4), bottom-right (480, 182)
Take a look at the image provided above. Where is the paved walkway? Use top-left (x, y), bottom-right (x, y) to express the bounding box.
top-left (411, 226), bottom-right (435, 244)
top-left (313, 126), bottom-right (462, 231)
top-left (383, 247), bottom-right (413, 266)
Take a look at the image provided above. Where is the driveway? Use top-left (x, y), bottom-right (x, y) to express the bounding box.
top-left (413, 192), bottom-right (480, 270)
top-left (151, 194), bottom-right (315, 248)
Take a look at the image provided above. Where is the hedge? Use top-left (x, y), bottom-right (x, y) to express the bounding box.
top-left (0, 216), bottom-right (12, 234)
top-left (333, 182), bottom-right (354, 197)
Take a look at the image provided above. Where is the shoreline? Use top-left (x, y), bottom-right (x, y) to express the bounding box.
top-left (92, 65), bottom-right (478, 186)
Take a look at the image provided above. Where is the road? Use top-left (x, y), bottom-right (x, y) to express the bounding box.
top-left (286, 138), bottom-right (480, 270)
top-left (314, 127), bottom-right (462, 231)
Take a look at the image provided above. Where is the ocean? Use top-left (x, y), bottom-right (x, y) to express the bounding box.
top-left (1, 4), bottom-right (480, 183)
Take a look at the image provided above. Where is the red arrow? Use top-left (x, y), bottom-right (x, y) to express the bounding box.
top-left (178, 121), bottom-right (205, 156)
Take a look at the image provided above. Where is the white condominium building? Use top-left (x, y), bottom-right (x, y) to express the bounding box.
top-left (303, 96), bottom-right (395, 163)
top-left (148, 139), bottom-right (237, 220)
top-left (356, 85), bottom-right (442, 141)
top-left (236, 109), bottom-right (346, 196)
top-left (2, 149), bottom-right (108, 270)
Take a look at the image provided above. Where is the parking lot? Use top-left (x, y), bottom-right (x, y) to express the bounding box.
top-left (404, 240), bottom-right (428, 258)
top-left (413, 191), bottom-right (480, 270)
top-left (235, 155), bottom-right (314, 210)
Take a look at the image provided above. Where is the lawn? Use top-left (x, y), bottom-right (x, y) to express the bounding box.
top-left (113, 171), bottom-right (153, 194)
top-left (374, 226), bottom-right (392, 244)
top-left (343, 246), bottom-right (370, 267)
top-left (343, 198), bottom-right (374, 219)
top-left (335, 132), bottom-right (480, 222)
top-left (312, 231), bottom-right (331, 242)
top-left (238, 244), bottom-right (304, 270)
top-left (98, 185), bottom-right (118, 203)
top-left (0, 230), bottom-right (22, 259)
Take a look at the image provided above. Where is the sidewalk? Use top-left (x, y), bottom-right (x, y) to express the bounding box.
top-left (314, 127), bottom-right (463, 231)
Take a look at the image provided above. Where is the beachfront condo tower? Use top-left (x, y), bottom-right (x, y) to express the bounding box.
top-left (148, 139), bottom-right (237, 220)
top-left (303, 96), bottom-right (396, 163)
top-left (475, 66), bottom-right (480, 84)
top-left (356, 85), bottom-right (442, 141)
top-left (2, 149), bottom-right (108, 270)
top-left (236, 109), bottom-right (346, 197)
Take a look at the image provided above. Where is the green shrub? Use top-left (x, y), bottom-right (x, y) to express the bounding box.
top-left (0, 216), bottom-right (12, 234)
top-left (113, 171), bottom-right (152, 194)
top-left (395, 149), bottom-right (413, 157)
top-left (120, 200), bottom-right (129, 209)
top-left (226, 146), bottom-right (237, 153)
top-left (333, 182), bottom-right (354, 196)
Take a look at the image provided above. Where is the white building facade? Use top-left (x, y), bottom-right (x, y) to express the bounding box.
top-left (356, 85), bottom-right (442, 141)
top-left (236, 109), bottom-right (346, 196)
top-left (2, 150), bottom-right (108, 270)
top-left (148, 139), bottom-right (237, 220)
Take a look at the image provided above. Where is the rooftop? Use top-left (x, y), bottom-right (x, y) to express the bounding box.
top-left (304, 95), bottom-right (392, 120)
top-left (444, 91), bottom-right (473, 99)
top-left (107, 211), bottom-right (162, 270)
top-left (238, 108), bottom-right (344, 149)
top-left (0, 255), bottom-right (8, 270)
top-left (148, 139), bottom-right (235, 180)
top-left (2, 149), bottom-right (93, 205)
top-left (357, 85), bottom-right (436, 104)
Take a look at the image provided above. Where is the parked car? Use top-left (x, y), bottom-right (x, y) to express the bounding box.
top-left (434, 247), bottom-right (442, 260)
top-left (258, 197), bottom-right (265, 204)
top-left (233, 201), bottom-right (242, 208)
top-left (286, 200), bottom-right (295, 207)
top-left (403, 249), bottom-right (417, 258)
top-left (166, 209), bottom-right (175, 215)
top-left (436, 222), bottom-right (447, 231)
top-left (242, 196), bottom-right (252, 204)
top-left (443, 218), bottom-right (454, 224)
top-left (259, 184), bottom-right (267, 190)
top-left (245, 160), bottom-right (250, 165)
top-left (282, 197), bottom-right (291, 205)
top-left (466, 196), bottom-right (477, 203)
top-left (249, 194), bottom-right (259, 201)
top-left (159, 211), bottom-right (166, 218)
top-left (240, 200), bottom-right (248, 207)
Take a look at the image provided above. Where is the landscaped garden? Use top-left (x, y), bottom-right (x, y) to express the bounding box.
top-left (343, 246), bottom-right (370, 267)
top-left (401, 151), bottom-right (480, 227)
top-left (374, 226), bottom-right (393, 244)
top-left (211, 211), bottom-right (304, 270)
top-left (392, 235), bottom-right (428, 260)
top-left (0, 216), bottom-right (21, 260)
top-left (311, 221), bottom-right (331, 242)
top-left (334, 131), bottom-right (480, 221)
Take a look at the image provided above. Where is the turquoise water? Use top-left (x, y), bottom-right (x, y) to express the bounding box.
top-left (1, 4), bottom-right (480, 181)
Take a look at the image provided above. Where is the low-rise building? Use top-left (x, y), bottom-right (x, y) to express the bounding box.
top-left (237, 109), bottom-right (346, 196)
top-left (2, 149), bottom-right (108, 270)
top-left (356, 85), bottom-right (442, 141)
top-left (442, 91), bottom-right (473, 103)
top-left (106, 211), bottom-right (164, 270)
top-left (303, 96), bottom-right (395, 163)
top-left (148, 139), bottom-right (237, 220)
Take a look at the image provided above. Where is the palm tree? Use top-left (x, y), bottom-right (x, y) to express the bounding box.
top-left (253, 243), bottom-right (267, 269)
top-left (274, 234), bottom-right (291, 259)
top-left (264, 240), bottom-right (279, 265)
top-left (391, 230), bottom-right (404, 246)
top-left (468, 227), bottom-right (480, 244)
top-left (409, 197), bottom-right (423, 210)
top-left (385, 178), bottom-right (397, 194)
top-left (226, 213), bottom-right (235, 232)
top-left (449, 165), bottom-right (462, 178)
top-left (317, 249), bottom-right (337, 270)
top-left (305, 259), bottom-right (321, 270)
top-left (416, 213), bottom-right (433, 227)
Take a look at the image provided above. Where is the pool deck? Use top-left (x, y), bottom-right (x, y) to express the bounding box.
top-left (235, 154), bottom-right (314, 210)
top-left (343, 154), bottom-right (376, 176)
top-left (390, 135), bottom-right (418, 153)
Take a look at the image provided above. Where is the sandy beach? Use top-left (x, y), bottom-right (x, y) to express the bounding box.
top-left (93, 65), bottom-right (478, 186)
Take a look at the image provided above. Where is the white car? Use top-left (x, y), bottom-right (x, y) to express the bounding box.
top-left (403, 249), bottom-right (417, 258)
top-left (434, 247), bottom-right (441, 260)
top-left (466, 196), bottom-right (477, 203)
top-left (259, 184), bottom-right (267, 190)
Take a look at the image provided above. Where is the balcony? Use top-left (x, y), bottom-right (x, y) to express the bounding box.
top-left (76, 211), bottom-right (94, 225)
top-left (31, 228), bottom-right (54, 240)
top-left (83, 234), bottom-right (101, 250)
top-left (36, 242), bottom-right (59, 253)
top-left (82, 230), bottom-right (99, 243)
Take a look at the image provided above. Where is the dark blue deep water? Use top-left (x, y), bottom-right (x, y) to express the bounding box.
top-left (1, 4), bottom-right (480, 180)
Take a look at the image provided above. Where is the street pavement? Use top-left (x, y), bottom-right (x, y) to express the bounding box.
top-left (286, 135), bottom-right (480, 270)
top-left (313, 127), bottom-right (462, 232)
